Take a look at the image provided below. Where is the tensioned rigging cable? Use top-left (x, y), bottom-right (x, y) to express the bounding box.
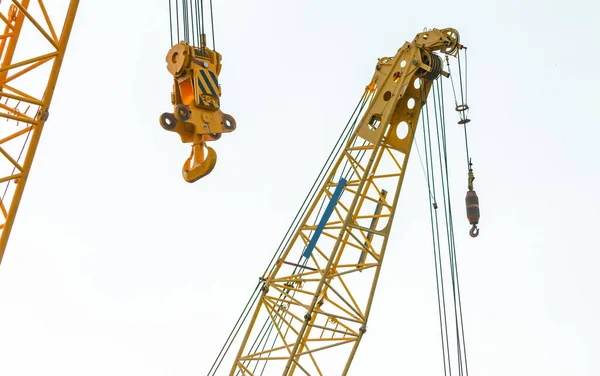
top-left (439, 57), bottom-right (471, 376)
top-left (168, 0), bottom-right (215, 50)
top-left (420, 63), bottom-right (471, 376)
top-left (421, 92), bottom-right (452, 376)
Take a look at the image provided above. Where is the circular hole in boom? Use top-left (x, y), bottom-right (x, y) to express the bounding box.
top-left (397, 121), bottom-right (409, 140)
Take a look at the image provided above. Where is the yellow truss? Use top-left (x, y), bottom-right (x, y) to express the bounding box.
top-left (0, 0), bottom-right (79, 265)
top-left (230, 28), bottom-right (461, 376)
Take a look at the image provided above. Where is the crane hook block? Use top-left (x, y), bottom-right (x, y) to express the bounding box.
top-left (465, 190), bottom-right (480, 238)
top-left (159, 40), bottom-right (236, 182)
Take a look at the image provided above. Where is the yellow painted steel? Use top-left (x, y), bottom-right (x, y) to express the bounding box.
top-left (0, 0), bottom-right (80, 266)
top-left (160, 39), bottom-right (236, 183)
top-left (230, 28), bottom-right (461, 375)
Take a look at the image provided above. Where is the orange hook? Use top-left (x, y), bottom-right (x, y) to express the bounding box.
top-left (469, 224), bottom-right (479, 238)
top-left (182, 138), bottom-right (217, 183)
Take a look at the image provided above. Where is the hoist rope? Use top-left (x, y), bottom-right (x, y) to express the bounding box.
top-left (168, 0), bottom-right (215, 49)
top-left (433, 80), bottom-right (464, 376)
top-left (421, 93), bottom-right (452, 376)
top-left (209, 0), bottom-right (215, 49)
top-left (420, 74), bottom-right (471, 376)
top-left (437, 73), bottom-right (471, 376)
top-left (168, 0), bottom-right (174, 46)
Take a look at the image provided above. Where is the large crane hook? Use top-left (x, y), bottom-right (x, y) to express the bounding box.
top-left (159, 38), bottom-right (236, 182)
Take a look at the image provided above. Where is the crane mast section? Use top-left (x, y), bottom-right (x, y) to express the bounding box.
top-left (0, 0), bottom-right (80, 265)
top-left (231, 28), bottom-right (459, 376)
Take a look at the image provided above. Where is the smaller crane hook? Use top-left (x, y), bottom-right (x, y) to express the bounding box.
top-left (469, 224), bottom-right (479, 238)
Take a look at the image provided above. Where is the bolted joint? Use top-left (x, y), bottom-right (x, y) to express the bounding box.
top-left (359, 326), bottom-right (367, 334)
top-left (39, 108), bottom-right (49, 121)
top-left (260, 284), bottom-right (269, 294)
top-left (304, 313), bottom-right (312, 321)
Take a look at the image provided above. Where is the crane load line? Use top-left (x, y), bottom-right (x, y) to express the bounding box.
top-left (168, 0), bottom-right (216, 50)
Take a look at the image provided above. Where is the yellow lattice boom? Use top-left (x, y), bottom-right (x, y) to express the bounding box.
top-left (0, 0), bottom-right (79, 265)
top-left (230, 28), bottom-right (462, 376)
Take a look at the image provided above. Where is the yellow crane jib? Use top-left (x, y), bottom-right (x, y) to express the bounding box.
top-left (159, 39), bottom-right (236, 183)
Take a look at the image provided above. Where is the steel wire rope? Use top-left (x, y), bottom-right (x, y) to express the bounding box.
top-left (206, 281), bottom-right (263, 376)
top-left (168, 0), bottom-right (174, 46)
top-left (209, 0), bottom-right (215, 49)
top-left (199, 0), bottom-right (205, 47)
top-left (182, 0), bottom-right (189, 43)
top-left (174, 0), bottom-right (180, 42)
top-left (433, 80), bottom-right (466, 376)
top-left (436, 78), bottom-right (470, 376)
top-left (422, 90), bottom-right (452, 376)
top-left (190, 0), bottom-right (196, 47)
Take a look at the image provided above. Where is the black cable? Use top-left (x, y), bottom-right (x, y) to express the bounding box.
top-left (195, 0), bottom-right (202, 48)
top-left (421, 105), bottom-right (450, 376)
top-left (457, 52), bottom-right (465, 107)
top-left (183, 0), bottom-right (189, 43)
top-left (168, 0), bottom-right (174, 46)
top-left (261, 93), bottom-right (368, 280)
top-left (189, 0), bottom-right (196, 48)
top-left (210, 0), bottom-right (215, 50)
top-left (175, 0), bottom-right (180, 42)
top-left (438, 78), bottom-right (470, 375)
top-left (240, 310), bottom-right (277, 376)
top-left (464, 49), bottom-right (468, 106)
top-left (433, 81), bottom-right (466, 376)
top-left (206, 281), bottom-right (263, 376)
top-left (199, 0), bottom-right (205, 47)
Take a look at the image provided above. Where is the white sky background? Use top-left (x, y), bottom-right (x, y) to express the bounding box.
top-left (0, 0), bottom-right (599, 375)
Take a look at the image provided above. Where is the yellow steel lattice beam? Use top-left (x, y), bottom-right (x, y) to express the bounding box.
top-left (0, 0), bottom-right (80, 265)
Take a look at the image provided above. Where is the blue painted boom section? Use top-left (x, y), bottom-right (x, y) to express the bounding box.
top-left (303, 177), bottom-right (347, 259)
